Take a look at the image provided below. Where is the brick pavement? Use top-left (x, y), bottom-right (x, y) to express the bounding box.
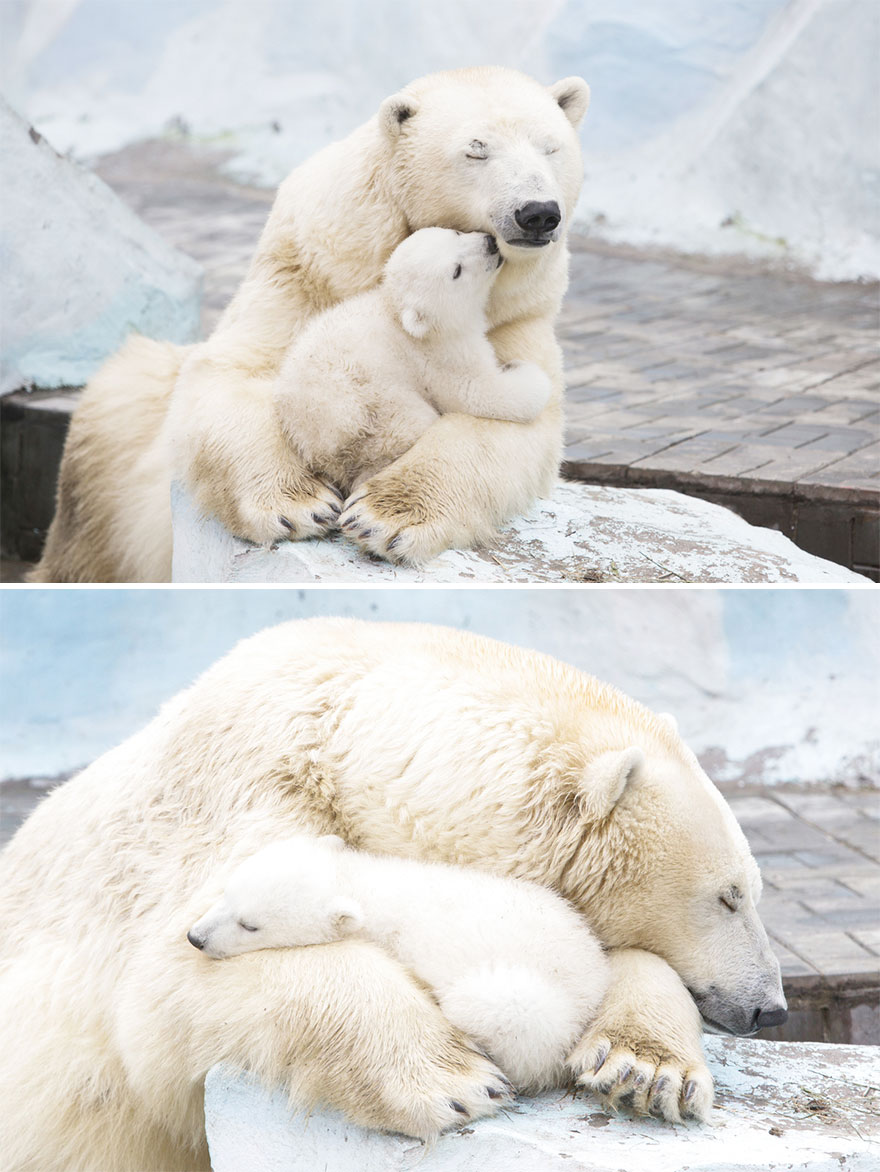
top-left (1, 771), bottom-right (877, 1041)
top-left (561, 241), bottom-right (879, 498)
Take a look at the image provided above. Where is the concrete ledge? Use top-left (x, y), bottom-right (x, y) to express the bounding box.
top-left (204, 1036), bottom-right (879, 1171)
top-left (172, 480), bottom-right (866, 583)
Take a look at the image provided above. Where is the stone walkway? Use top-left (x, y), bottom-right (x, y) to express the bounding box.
top-left (2, 770), bottom-right (876, 1041)
top-left (561, 243), bottom-right (879, 495)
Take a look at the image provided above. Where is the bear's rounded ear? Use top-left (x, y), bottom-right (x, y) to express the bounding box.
top-left (400, 305), bottom-right (431, 339)
top-left (329, 896), bottom-right (363, 936)
top-left (579, 747), bottom-right (644, 821)
top-left (657, 712), bottom-right (678, 736)
top-left (318, 834), bottom-right (346, 851)
top-left (379, 92), bottom-right (419, 140)
top-left (549, 77), bottom-right (591, 128)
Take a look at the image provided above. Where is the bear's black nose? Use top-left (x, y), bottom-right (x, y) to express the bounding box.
top-left (187, 930), bottom-right (205, 951)
top-left (514, 200), bottom-right (561, 235)
top-left (754, 1005), bottom-right (788, 1029)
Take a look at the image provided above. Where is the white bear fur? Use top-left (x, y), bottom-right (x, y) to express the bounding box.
top-left (0, 619), bottom-right (785, 1171)
top-left (32, 68), bottom-right (590, 581)
top-left (189, 833), bottom-right (609, 1090)
top-left (274, 228), bottom-right (551, 496)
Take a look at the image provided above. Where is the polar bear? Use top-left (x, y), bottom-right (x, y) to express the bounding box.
top-left (0, 620), bottom-right (786, 1172)
top-left (188, 834), bottom-right (609, 1091)
top-left (274, 227), bottom-right (551, 502)
top-left (33, 67), bottom-right (590, 581)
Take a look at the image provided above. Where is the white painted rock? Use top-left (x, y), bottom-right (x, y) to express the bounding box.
top-left (204, 1036), bottom-right (879, 1172)
top-left (0, 99), bottom-right (202, 395)
top-left (171, 480), bottom-right (864, 584)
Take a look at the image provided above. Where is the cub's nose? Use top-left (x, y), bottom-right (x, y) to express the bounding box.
top-left (754, 1004), bottom-right (788, 1030)
top-left (187, 930), bottom-right (205, 951)
top-left (484, 234), bottom-right (498, 254)
top-left (514, 200), bottom-right (561, 235)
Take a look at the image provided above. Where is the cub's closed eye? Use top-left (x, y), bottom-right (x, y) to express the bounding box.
top-left (719, 895), bottom-right (737, 913)
top-left (238, 921), bottom-right (259, 932)
top-left (452, 264), bottom-right (462, 279)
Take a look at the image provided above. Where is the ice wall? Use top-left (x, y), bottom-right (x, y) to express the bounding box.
top-left (1, 589), bottom-right (877, 788)
top-left (1, 0), bottom-right (877, 280)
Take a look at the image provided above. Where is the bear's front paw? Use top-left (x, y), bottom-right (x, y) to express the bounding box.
top-left (567, 1030), bottom-right (713, 1124)
top-left (338, 483), bottom-right (449, 565)
top-left (234, 477), bottom-right (344, 546)
top-left (386, 1045), bottom-right (515, 1139)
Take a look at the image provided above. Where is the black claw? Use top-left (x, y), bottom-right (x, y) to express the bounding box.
top-left (683, 1080), bottom-right (697, 1103)
top-left (617, 1063), bottom-right (633, 1084)
top-left (450, 1100), bottom-right (468, 1116)
top-left (487, 1086), bottom-right (503, 1100)
top-left (341, 517), bottom-right (358, 529)
top-left (311, 511), bottom-right (331, 526)
top-left (358, 528), bottom-right (374, 539)
top-left (278, 516), bottom-right (294, 531)
top-left (326, 485), bottom-right (344, 503)
top-left (592, 1045), bottom-right (609, 1074)
top-left (387, 535), bottom-right (401, 552)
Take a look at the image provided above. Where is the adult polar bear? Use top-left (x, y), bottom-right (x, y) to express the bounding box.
top-left (33, 67), bottom-right (590, 582)
top-left (0, 619), bottom-right (787, 1172)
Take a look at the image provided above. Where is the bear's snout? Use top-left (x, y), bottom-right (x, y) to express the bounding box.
top-left (753, 1003), bottom-right (788, 1030)
top-left (513, 200), bottom-right (561, 241)
top-left (186, 929), bottom-right (206, 951)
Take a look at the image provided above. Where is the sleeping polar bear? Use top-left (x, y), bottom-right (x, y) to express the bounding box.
top-left (187, 833), bottom-right (609, 1092)
top-left (274, 227), bottom-right (552, 506)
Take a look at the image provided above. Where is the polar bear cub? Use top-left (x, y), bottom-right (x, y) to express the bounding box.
top-left (274, 228), bottom-right (553, 493)
top-left (188, 834), bottom-right (609, 1091)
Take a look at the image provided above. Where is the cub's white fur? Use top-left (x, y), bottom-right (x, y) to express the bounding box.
top-left (275, 228), bottom-right (551, 494)
top-left (189, 833), bottom-right (609, 1090)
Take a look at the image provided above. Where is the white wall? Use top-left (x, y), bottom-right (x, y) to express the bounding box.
top-left (1, 0), bottom-right (877, 279)
top-left (1, 588), bottom-right (877, 788)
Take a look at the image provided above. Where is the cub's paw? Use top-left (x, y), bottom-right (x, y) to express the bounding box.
top-left (235, 477), bottom-right (344, 546)
top-left (567, 1030), bottom-right (713, 1124)
top-left (338, 484), bottom-right (450, 565)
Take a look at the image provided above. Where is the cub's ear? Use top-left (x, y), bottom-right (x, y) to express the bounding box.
top-left (579, 747), bottom-right (644, 821)
top-left (318, 834), bottom-right (347, 851)
top-left (400, 306), bottom-right (431, 338)
top-left (549, 77), bottom-right (591, 128)
top-left (379, 92), bottom-right (419, 139)
top-left (657, 712), bottom-right (678, 735)
top-left (329, 896), bottom-right (363, 936)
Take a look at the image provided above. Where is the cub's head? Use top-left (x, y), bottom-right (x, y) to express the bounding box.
top-left (186, 834), bottom-right (362, 959)
top-left (377, 67), bottom-right (590, 262)
top-left (384, 226), bottom-right (502, 339)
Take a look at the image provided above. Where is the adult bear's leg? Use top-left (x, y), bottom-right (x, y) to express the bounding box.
top-left (337, 315), bottom-right (565, 563)
top-left (566, 948), bottom-right (715, 1124)
top-left (115, 935), bottom-right (513, 1157)
top-left (167, 349), bottom-right (344, 545)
